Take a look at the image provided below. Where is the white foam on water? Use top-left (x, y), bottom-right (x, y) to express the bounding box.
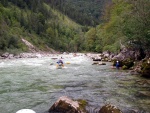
top-left (21, 59), bottom-right (45, 66)
top-left (16, 109), bottom-right (36, 113)
top-left (0, 58), bottom-right (47, 68)
top-left (49, 65), bottom-right (57, 70)
top-left (23, 62), bottom-right (42, 66)
top-left (69, 56), bottom-right (86, 64)
top-left (0, 55), bottom-right (88, 68)
top-left (63, 66), bottom-right (68, 69)
top-left (0, 62), bottom-right (5, 67)
top-left (0, 61), bottom-right (14, 67)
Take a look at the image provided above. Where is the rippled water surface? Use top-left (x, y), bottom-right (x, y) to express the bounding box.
top-left (0, 54), bottom-right (150, 113)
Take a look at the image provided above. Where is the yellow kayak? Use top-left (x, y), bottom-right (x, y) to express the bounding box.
top-left (56, 64), bottom-right (64, 69)
top-left (66, 62), bottom-right (70, 64)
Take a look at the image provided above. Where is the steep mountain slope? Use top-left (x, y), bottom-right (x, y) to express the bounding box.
top-left (46, 0), bottom-right (112, 26)
top-left (0, 0), bottom-right (84, 53)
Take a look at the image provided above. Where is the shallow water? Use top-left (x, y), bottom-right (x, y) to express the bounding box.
top-left (0, 54), bottom-right (150, 113)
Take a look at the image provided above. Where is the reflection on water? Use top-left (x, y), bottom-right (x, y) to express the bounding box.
top-left (0, 54), bottom-right (150, 113)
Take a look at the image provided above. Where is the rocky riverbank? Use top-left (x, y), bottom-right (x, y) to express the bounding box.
top-left (0, 52), bottom-right (58, 59)
top-left (86, 48), bottom-right (150, 78)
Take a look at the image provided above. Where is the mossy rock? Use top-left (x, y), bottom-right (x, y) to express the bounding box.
top-left (122, 59), bottom-right (134, 69)
top-left (77, 99), bottom-right (88, 112)
top-left (112, 60), bottom-right (117, 66)
top-left (122, 65), bottom-right (128, 70)
top-left (141, 59), bottom-right (149, 70)
top-left (141, 62), bottom-right (150, 78)
top-left (99, 104), bottom-right (122, 113)
top-left (49, 96), bottom-right (87, 113)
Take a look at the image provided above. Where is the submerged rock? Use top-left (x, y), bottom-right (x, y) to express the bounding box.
top-left (137, 91), bottom-right (150, 97)
top-left (98, 62), bottom-right (106, 65)
top-left (136, 80), bottom-right (150, 86)
top-left (48, 96), bottom-right (87, 113)
top-left (92, 61), bottom-right (106, 65)
top-left (93, 58), bottom-right (101, 61)
top-left (92, 61), bottom-right (99, 65)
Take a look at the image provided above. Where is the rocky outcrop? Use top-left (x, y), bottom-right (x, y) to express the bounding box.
top-left (22, 38), bottom-right (59, 54)
top-left (21, 38), bottom-right (39, 53)
top-left (130, 58), bottom-right (150, 78)
top-left (48, 96), bottom-right (87, 113)
top-left (113, 48), bottom-right (134, 61)
top-left (112, 47), bottom-right (146, 61)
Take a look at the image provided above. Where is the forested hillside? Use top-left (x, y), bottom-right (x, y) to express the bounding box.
top-left (85, 0), bottom-right (150, 55)
top-left (0, 0), bottom-right (149, 55)
top-left (46, 0), bottom-right (111, 26)
top-left (0, 0), bottom-right (86, 54)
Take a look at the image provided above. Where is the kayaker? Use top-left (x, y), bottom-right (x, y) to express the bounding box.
top-left (116, 61), bottom-right (119, 69)
top-left (57, 59), bottom-right (63, 65)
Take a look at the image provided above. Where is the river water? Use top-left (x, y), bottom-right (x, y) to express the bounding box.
top-left (0, 54), bottom-right (150, 113)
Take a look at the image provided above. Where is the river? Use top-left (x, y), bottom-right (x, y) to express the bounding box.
top-left (0, 54), bottom-right (149, 113)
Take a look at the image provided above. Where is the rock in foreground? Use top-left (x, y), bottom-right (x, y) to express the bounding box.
top-left (99, 104), bottom-right (122, 113)
top-left (48, 96), bottom-right (87, 113)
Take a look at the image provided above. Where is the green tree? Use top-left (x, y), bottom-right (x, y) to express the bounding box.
top-left (85, 28), bottom-right (97, 51)
top-left (123, 0), bottom-right (150, 50)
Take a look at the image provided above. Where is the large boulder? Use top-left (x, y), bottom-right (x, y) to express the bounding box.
top-left (131, 58), bottom-right (150, 77)
top-left (7, 54), bottom-right (14, 59)
top-left (99, 104), bottom-right (122, 113)
top-left (48, 96), bottom-right (87, 113)
top-left (122, 59), bottom-right (134, 70)
top-left (112, 52), bottom-right (125, 61)
top-left (102, 51), bottom-right (110, 58)
top-left (112, 50), bottom-right (135, 61)
top-left (112, 47), bottom-right (146, 61)
top-left (1, 52), bottom-right (9, 58)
